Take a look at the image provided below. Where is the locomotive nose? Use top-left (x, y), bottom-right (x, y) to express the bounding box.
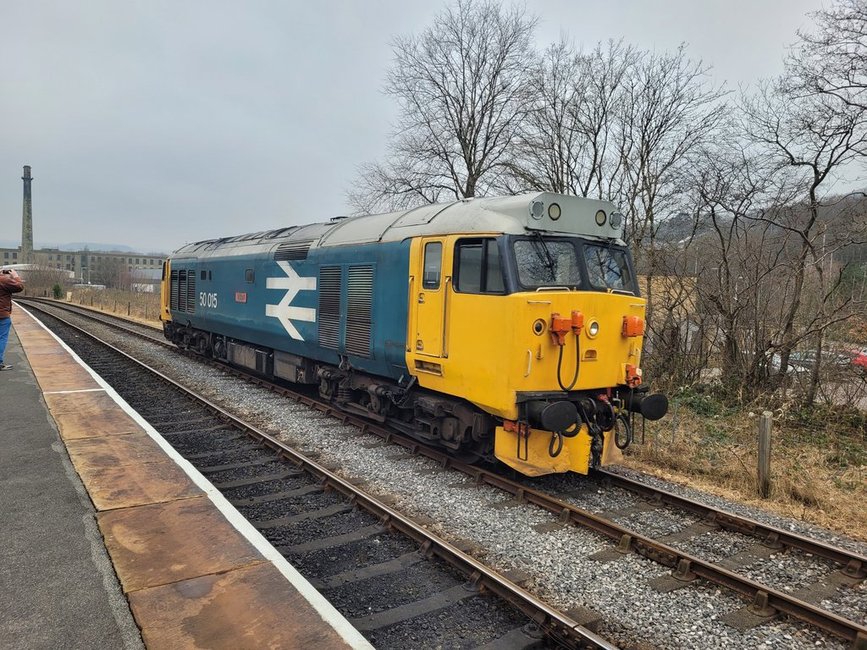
top-left (526, 400), bottom-right (578, 432)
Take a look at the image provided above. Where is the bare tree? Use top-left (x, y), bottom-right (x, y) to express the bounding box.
top-left (742, 7), bottom-right (867, 403)
top-left (683, 136), bottom-right (812, 390)
top-left (91, 256), bottom-right (131, 289)
top-left (19, 266), bottom-right (72, 297)
top-left (613, 46), bottom-right (728, 349)
top-left (348, 0), bottom-right (537, 213)
top-left (504, 39), bottom-right (637, 198)
top-left (785, 0), bottom-right (867, 111)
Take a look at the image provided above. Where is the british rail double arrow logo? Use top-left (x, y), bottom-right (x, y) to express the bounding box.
top-left (265, 261), bottom-right (317, 340)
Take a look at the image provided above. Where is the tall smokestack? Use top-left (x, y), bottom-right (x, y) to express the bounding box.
top-left (21, 165), bottom-right (34, 263)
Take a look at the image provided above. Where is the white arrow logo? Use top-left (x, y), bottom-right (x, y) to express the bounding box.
top-left (265, 261), bottom-right (317, 340)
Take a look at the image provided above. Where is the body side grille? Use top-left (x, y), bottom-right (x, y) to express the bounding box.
top-left (186, 275), bottom-right (196, 314)
top-left (345, 265), bottom-right (373, 358)
top-left (178, 270), bottom-right (187, 312)
top-left (318, 266), bottom-right (341, 349)
top-left (170, 270), bottom-right (179, 311)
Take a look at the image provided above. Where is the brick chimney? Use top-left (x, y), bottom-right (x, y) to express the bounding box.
top-left (21, 165), bottom-right (34, 264)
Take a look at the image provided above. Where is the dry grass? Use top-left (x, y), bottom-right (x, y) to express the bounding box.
top-left (66, 288), bottom-right (162, 327)
top-left (620, 399), bottom-right (866, 541)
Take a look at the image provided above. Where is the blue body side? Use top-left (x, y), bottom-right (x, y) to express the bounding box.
top-left (170, 241), bottom-right (411, 380)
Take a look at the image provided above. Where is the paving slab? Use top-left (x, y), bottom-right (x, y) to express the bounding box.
top-left (73, 458), bottom-right (204, 511)
top-left (129, 562), bottom-right (356, 649)
top-left (0, 326), bottom-right (143, 650)
top-left (44, 390), bottom-right (145, 439)
top-left (98, 496), bottom-right (265, 593)
top-left (67, 432), bottom-right (173, 471)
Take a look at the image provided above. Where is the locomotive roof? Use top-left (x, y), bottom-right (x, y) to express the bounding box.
top-left (173, 192), bottom-right (625, 257)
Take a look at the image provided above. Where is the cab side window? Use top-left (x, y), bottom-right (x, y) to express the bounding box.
top-left (455, 238), bottom-right (505, 294)
top-left (423, 242), bottom-right (442, 289)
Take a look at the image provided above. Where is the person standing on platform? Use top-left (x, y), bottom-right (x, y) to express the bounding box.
top-left (0, 268), bottom-right (24, 371)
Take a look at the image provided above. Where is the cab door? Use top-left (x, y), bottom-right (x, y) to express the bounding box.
top-left (160, 260), bottom-right (172, 322)
top-left (412, 237), bottom-right (450, 358)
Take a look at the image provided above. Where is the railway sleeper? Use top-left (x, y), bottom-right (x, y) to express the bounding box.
top-left (648, 559), bottom-right (698, 593)
top-left (252, 502), bottom-right (354, 529)
top-left (211, 469), bottom-right (304, 489)
top-left (720, 590), bottom-right (779, 632)
top-left (229, 484), bottom-right (323, 507)
top-left (197, 456), bottom-right (280, 474)
top-left (349, 583), bottom-right (480, 632)
top-left (474, 624), bottom-right (548, 650)
top-left (312, 551), bottom-right (425, 590)
top-left (276, 524), bottom-right (388, 555)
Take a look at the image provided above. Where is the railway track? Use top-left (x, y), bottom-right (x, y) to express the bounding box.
top-left (20, 300), bottom-right (611, 650)
top-left (21, 298), bottom-right (867, 649)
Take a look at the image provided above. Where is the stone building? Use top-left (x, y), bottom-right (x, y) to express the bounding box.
top-left (0, 247), bottom-right (164, 290)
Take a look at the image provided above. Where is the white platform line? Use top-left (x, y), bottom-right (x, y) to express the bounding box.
top-left (44, 388), bottom-right (107, 395)
top-left (16, 305), bottom-right (373, 650)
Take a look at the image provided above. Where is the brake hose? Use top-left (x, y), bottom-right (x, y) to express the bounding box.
top-left (614, 413), bottom-right (633, 450)
top-left (556, 335), bottom-right (581, 392)
top-left (549, 431), bottom-right (564, 457)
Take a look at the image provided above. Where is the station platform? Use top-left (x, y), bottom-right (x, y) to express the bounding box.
top-left (1, 306), bottom-right (372, 650)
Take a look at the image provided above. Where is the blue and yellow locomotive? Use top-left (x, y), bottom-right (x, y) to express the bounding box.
top-left (160, 193), bottom-right (667, 477)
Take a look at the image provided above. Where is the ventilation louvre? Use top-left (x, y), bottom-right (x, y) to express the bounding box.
top-left (178, 270), bottom-right (187, 312)
top-left (172, 268), bottom-right (196, 314)
top-left (318, 266), bottom-right (341, 349)
top-left (345, 265), bottom-right (373, 358)
top-left (170, 270), bottom-right (179, 311)
top-left (186, 274), bottom-right (196, 314)
top-left (275, 240), bottom-right (313, 261)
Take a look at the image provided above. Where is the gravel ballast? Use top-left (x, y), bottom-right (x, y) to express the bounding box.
top-left (30, 304), bottom-right (863, 650)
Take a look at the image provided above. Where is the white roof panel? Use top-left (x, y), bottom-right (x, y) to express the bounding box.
top-left (172, 192), bottom-right (626, 257)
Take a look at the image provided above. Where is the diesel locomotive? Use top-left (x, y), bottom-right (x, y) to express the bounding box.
top-left (160, 192), bottom-right (667, 477)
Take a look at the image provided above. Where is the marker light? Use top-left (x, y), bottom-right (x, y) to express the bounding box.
top-left (548, 203), bottom-right (561, 220)
top-left (595, 210), bottom-right (607, 226)
top-left (610, 212), bottom-right (624, 229)
top-left (588, 321), bottom-right (600, 337)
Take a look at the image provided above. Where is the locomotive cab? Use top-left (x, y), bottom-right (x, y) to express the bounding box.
top-left (405, 196), bottom-right (667, 476)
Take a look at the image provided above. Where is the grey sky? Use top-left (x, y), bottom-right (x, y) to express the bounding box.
top-left (0, 0), bottom-right (823, 253)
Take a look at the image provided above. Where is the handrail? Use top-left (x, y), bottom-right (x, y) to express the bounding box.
top-left (406, 275), bottom-right (415, 353)
top-left (442, 275), bottom-right (451, 358)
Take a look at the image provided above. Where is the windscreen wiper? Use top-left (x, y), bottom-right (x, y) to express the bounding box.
top-left (532, 232), bottom-right (556, 274)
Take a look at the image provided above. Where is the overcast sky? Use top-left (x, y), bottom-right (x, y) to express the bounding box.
top-left (0, 0), bottom-right (825, 254)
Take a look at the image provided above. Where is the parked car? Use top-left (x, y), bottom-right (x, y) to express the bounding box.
top-left (770, 350), bottom-right (851, 374)
top-left (851, 349), bottom-right (867, 370)
top-left (825, 351), bottom-right (856, 367)
top-left (770, 353), bottom-right (810, 374)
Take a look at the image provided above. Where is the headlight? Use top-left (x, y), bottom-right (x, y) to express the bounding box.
top-left (530, 200), bottom-right (544, 220)
top-left (588, 321), bottom-right (600, 337)
top-left (610, 212), bottom-right (623, 229)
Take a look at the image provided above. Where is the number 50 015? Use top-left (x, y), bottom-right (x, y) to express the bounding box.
top-left (199, 292), bottom-right (218, 308)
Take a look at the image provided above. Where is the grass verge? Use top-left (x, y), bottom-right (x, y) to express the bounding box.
top-left (621, 387), bottom-right (866, 541)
